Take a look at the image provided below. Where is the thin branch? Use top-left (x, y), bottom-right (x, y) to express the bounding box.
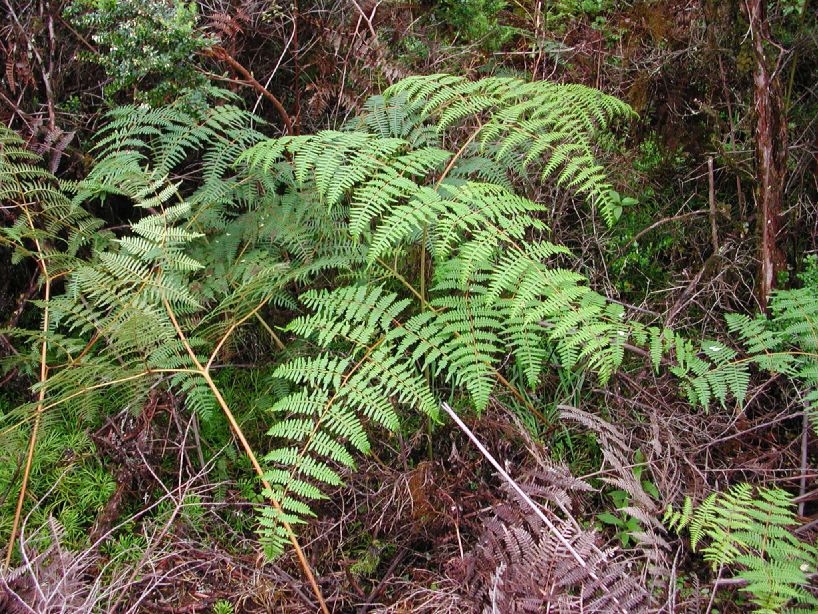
top-left (619, 209), bottom-right (707, 256)
top-left (205, 46), bottom-right (293, 135)
top-left (349, 0), bottom-right (380, 41)
top-left (707, 156), bottom-right (720, 254)
top-left (204, 297), bottom-right (271, 371)
top-left (4, 208), bottom-right (51, 570)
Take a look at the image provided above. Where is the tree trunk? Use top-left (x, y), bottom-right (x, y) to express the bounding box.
top-left (747, 0), bottom-right (787, 312)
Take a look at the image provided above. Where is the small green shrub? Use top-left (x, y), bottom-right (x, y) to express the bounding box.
top-left (65, 0), bottom-right (211, 102)
top-left (435, 0), bottom-right (513, 49)
top-left (212, 601), bottom-right (235, 614)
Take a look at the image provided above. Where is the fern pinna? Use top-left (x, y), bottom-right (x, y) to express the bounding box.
top-left (634, 258), bottom-right (818, 421)
top-left (356, 74), bottom-right (634, 225)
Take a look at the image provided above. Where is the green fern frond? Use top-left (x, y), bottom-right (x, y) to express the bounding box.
top-left (667, 484), bottom-right (818, 612)
top-left (1, 74), bottom-right (654, 568)
top-left (373, 74), bottom-right (634, 225)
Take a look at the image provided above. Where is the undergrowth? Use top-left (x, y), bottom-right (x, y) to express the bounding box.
top-left (2, 73), bottom-right (818, 612)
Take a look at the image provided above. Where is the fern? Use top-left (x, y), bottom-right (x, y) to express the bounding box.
top-left (261, 285), bottom-right (437, 555)
top-left (1, 92), bottom-right (283, 553)
top-left (8, 71), bottom-right (818, 596)
top-left (453, 458), bottom-right (652, 612)
top-left (0, 127), bottom-right (108, 269)
top-left (212, 76), bottom-right (639, 550)
top-left (0, 127), bottom-right (123, 552)
top-left (665, 484), bottom-right (818, 613)
top-left (2, 76), bottom-right (651, 564)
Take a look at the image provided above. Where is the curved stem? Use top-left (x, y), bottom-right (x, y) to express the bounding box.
top-left (4, 211), bottom-right (50, 570)
top-left (163, 299), bottom-right (330, 614)
top-left (205, 46), bottom-right (293, 135)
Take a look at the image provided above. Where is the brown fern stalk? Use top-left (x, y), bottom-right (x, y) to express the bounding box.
top-left (4, 209), bottom-right (51, 571)
top-left (162, 298), bottom-right (330, 614)
top-left (205, 46), bottom-right (293, 135)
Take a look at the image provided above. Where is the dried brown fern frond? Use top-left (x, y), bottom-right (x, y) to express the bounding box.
top-left (561, 405), bottom-right (673, 590)
top-left (451, 467), bottom-right (654, 613)
top-left (442, 404), bottom-right (654, 613)
top-left (208, 12), bottom-right (245, 41)
top-left (1, 519), bottom-right (92, 613)
top-left (561, 405), bottom-right (656, 509)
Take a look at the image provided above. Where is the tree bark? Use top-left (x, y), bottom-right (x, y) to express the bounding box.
top-left (746, 0), bottom-right (787, 312)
